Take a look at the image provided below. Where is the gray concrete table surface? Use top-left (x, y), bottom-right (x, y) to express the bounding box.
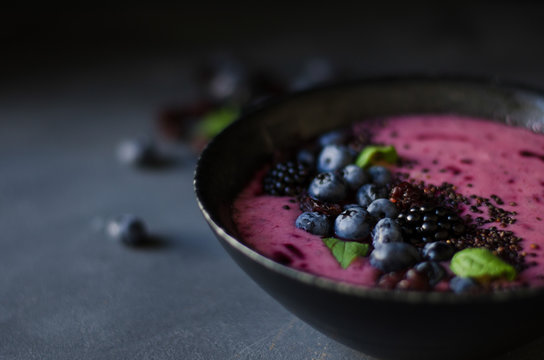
top-left (3, 4), bottom-right (544, 359)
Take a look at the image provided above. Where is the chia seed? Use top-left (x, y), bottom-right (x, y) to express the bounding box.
top-left (389, 174), bottom-right (527, 273)
top-left (491, 194), bottom-right (505, 205)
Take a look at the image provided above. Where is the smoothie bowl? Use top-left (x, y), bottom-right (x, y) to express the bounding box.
top-left (194, 77), bottom-right (544, 360)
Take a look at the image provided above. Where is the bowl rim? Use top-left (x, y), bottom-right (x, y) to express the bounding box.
top-left (194, 75), bottom-right (544, 304)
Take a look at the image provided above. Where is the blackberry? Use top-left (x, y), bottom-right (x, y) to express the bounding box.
top-left (263, 161), bottom-right (311, 196)
top-left (396, 205), bottom-right (465, 247)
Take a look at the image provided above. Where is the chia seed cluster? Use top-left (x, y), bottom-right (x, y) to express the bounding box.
top-left (262, 127), bottom-right (532, 292)
top-left (391, 180), bottom-right (529, 274)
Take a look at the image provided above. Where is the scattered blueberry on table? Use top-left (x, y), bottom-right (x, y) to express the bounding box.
top-left (117, 138), bottom-right (158, 167)
top-left (107, 214), bottom-right (148, 246)
top-left (155, 56), bottom-right (345, 152)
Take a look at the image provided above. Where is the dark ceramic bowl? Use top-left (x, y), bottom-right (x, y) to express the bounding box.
top-left (194, 77), bottom-right (544, 360)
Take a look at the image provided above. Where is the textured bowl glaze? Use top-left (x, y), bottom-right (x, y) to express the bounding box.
top-left (194, 77), bottom-right (544, 360)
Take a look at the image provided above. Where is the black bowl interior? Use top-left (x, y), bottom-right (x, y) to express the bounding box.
top-left (194, 77), bottom-right (544, 360)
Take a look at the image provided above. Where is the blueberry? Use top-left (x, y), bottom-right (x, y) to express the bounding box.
top-left (450, 276), bottom-right (480, 294)
top-left (334, 207), bottom-right (371, 240)
top-left (372, 218), bottom-right (403, 247)
top-left (415, 261), bottom-right (446, 287)
top-left (107, 214), bottom-right (148, 246)
top-left (368, 166), bottom-right (393, 186)
top-left (292, 58), bottom-right (335, 91)
top-left (117, 138), bottom-right (158, 167)
top-left (317, 145), bottom-right (353, 173)
top-left (367, 198), bottom-right (398, 219)
top-left (356, 184), bottom-right (388, 208)
top-left (308, 172), bottom-right (347, 203)
top-left (341, 164), bottom-right (368, 190)
top-left (295, 212), bottom-right (331, 236)
top-left (318, 129), bottom-right (348, 147)
top-left (206, 58), bottom-right (248, 101)
top-left (344, 204), bottom-right (364, 210)
top-left (297, 149), bottom-right (316, 167)
top-left (370, 242), bottom-right (421, 273)
top-left (422, 241), bottom-right (455, 261)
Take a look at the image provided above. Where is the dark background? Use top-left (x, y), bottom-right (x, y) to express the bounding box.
top-left (4, 3), bottom-right (544, 89)
top-left (2, 3), bottom-right (544, 359)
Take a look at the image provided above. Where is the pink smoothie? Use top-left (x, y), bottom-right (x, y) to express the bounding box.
top-left (232, 115), bottom-right (544, 288)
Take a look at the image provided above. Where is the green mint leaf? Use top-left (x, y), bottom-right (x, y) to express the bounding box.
top-left (322, 237), bottom-right (369, 269)
top-left (197, 107), bottom-right (239, 138)
top-left (355, 145), bottom-right (398, 168)
top-left (450, 248), bottom-right (517, 281)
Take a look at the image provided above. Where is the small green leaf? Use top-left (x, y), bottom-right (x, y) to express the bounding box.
top-left (450, 248), bottom-right (517, 281)
top-left (355, 145), bottom-right (398, 168)
top-left (322, 237), bottom-right (369, 269)
top-left (197, 107), bottom-right (239, 138)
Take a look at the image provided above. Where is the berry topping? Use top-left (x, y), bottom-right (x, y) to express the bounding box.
top-left (414, 261), bottom-right (447, 287)
top-left (356, 183), bottom-right (388, 208)
top-left (296, 149), bottom-right (316, 167)
top-left (396, 268), bottom-right (431, 291)
top-left (367, 199), bottom-right (399, 219)
top-left (317, 145), bottom-right (353, 173)
top-left (318, 129), bottom-right (349, 147)
top-left (308, 172), bottom-right (347, 203)
top-left (263, 161), bottom-right (311, 196)
top-left (341, 164), bottom-right (368, 190)
top-left (389, 181), bottom-right (426, 210)
top-left (344, 203), bottom-right (364, 210)
top-left (368, 165), bottom-right (393, 186)
top-left (298, 192), bottom-right (344, 217)
top-left (372, 218), bottom-right (403, 247)
top-left (369, 242), bottom-right (421, 273)
top-left (396, 205), bottom-right (464, 246)
top-left (450, 276), bottom-right (480, 294)
top-left (422, 241), bottom-right (455, 261)
top-left (334, 207), bottom-right (371, 241)
top-left (259, 120), bottom-right (532, 293)
top-left (295, 212), bottom-right (331, 236)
